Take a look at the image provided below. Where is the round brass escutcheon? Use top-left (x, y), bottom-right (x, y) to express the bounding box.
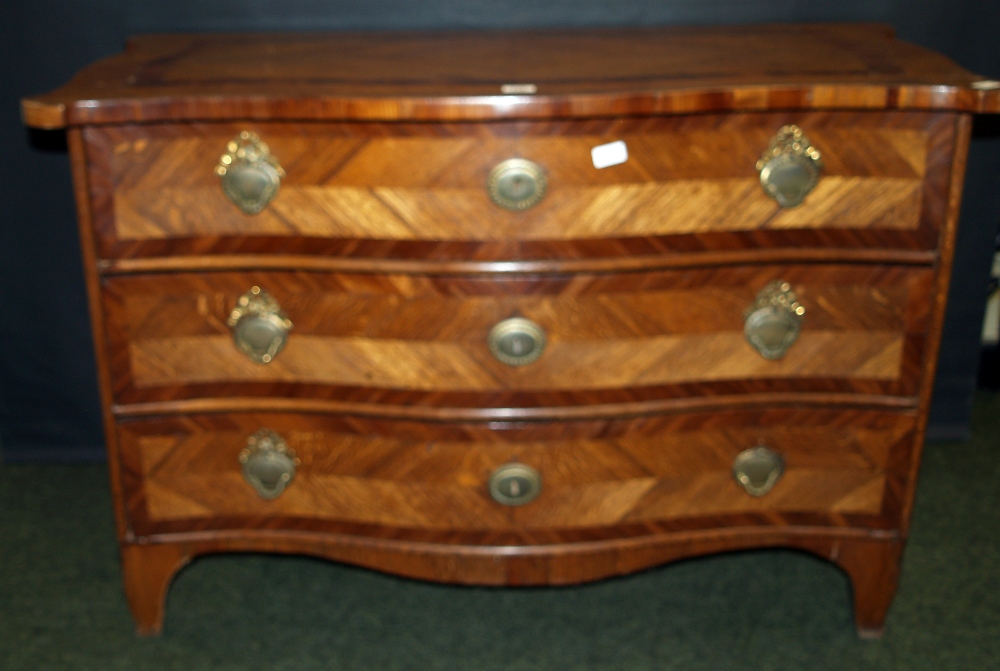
top-left (227, 286), bottom-right (293, 364)
top-left (488, 463), bottom-right (542, 506)
top-left (239, 428), bottom-right (299, 500)
top-left (488, 317), bottom-right (546, 366)
top-left (756, 125), bottom-right (823, 208)
top-left (732, 445), bottom-right (784, 497)
top-left (217, 131), bottom-right (286, 215)
top-left (487, 158), bottom-right (548, 210)
top-left (744, 281), bottom-right (805, 360)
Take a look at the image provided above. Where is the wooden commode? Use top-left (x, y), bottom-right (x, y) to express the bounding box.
top-left (22, 24), bottom-right (1000, 636)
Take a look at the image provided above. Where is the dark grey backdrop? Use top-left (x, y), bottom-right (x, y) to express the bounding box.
top-left (3, 1), bottom-right (999, 460)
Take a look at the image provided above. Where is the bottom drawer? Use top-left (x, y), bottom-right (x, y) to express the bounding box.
top-left (118, 408), bottom-right (916, 540)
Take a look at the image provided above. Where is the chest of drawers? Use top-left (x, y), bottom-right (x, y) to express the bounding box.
top-left (23, 24), bottom-right (1000, 637)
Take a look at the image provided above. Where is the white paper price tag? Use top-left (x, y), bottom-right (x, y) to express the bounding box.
top-left (591, 140), bottom-right (628, 169)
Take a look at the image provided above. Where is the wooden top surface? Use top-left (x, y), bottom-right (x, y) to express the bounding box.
top-left (22, 23), bottom-right (1000, 128)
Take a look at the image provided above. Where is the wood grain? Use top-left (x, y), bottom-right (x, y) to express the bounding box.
top-left (97, 247), bottom-right (941, 276)
top-left (21, 25), bottom-right (1000, 128)
top-left (834, 536), bottom-right (904, 638)
top-left (118, 531), bottom-right (903, 636)
top-left (898, 113), bottom-right (974, 535)
top-left (118, 408), bottom-right (915, 537)
top-left (78, 114), bottom-right (938, 254)
top-left (102, 264), bottom-right (931, 404)
top-left (112, 178), bottom-right (924, 241)
top-left (127, 331), bottom-right (903, 389)
top-left (111, 392), bottom-right (920, 423)
top-left (35, 27), bottom-right (991, 638)
top-left (67, 129), bottom-right (132, 542)
top-left (80, 113), bottom-right (955, 262)
top-left (120, 543), bottom-right (191, 636)
top-left (104, 123), bottom-right (925, 242)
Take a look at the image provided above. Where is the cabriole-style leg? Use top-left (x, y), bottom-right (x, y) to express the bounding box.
top-left (120, 543), bottom-right (191, 636)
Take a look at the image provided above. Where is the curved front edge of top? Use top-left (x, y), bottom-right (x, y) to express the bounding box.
top-left (20, 99), bottom-right (68, 130)
top-left (20, 84), bottom-right (1000, 129)
top-left (19, 25), bottom-right (1000, 129)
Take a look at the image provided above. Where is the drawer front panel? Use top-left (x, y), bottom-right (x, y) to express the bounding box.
top-left (119, 408), bottom-right (915, 538)
top-left (104, 264), bottom-right (932, 405)
top-left (85, 111), bottom-right (955, 260)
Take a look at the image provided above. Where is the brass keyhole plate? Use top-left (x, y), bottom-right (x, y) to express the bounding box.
top-left (488, 463), bottom-right (542, 506)
top-left (488, 317), bottom-right (547, 366)
top-left (487, 158), bottom-right (547, 210)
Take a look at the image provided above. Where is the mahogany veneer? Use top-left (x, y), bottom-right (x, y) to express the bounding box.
top-left (22, 24), bottom-right (1000, 637)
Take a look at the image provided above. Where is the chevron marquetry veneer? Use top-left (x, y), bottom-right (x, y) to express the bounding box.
top-left (22, 25), bottom-right (1000, 637)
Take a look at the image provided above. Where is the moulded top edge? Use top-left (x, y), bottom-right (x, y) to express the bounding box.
top-left (21, 24), bottom-right (1000, 129)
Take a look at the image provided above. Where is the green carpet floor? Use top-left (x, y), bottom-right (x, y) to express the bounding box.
top-left (3, 394), bottom-right (1000, 670)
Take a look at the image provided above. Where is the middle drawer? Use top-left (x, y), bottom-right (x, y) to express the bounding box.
top-left (104, 263), bottom-right (933, 407)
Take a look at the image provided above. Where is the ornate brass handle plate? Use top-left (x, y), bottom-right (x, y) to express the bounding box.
top-left (488, 317), bottom-right (547, 366)
top-left (488, 463), bottom-right (542, 506)
top-left (227, 286), bottom-right (293, 364)
top-left (756, 125), bottom-right (823, 208)
top-left (488, 158), bottom-right (548, 210)
top-left (239, 428), bottom-right (299, 500)
top-left (744, 281), bottom-right (805, 360)
top-left (216, 131), bottom-right (286, 214)
top-left (732, 445), bottom-right (784, 497)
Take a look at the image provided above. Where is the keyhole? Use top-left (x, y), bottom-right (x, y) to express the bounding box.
top-left (489, 464), bottom-right (540, 506)
top-left (489, 318), bottom-right (545, 366)
top-left (506, 174), bottom-right (532, 200)
top-left (512, 177), bottom-right (523, 194)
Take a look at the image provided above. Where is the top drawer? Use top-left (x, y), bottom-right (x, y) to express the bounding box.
top-left (84, 111), bottom-right (958, 261)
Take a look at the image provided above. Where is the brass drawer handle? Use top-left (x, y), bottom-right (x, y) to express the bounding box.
top-left (488, 463), bottom-right (542, 506)
top-left (488, 317), bottom-right (546, 366)
top-left (227, 286), bottom-right (293, 364)
top-left (216, 131), bottom-right (286, 214)
top-left (239, 429), bottom-right (299, 500)
top-left (488, 158), bottom-right (547, 210)
top-left (744, 280), bottom-right (805, 360)
top-left (756, 125), bottom-right (822, 208)
top-left (732, 446), bottom-right (784, 497)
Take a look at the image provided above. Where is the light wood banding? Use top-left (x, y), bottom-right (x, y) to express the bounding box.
top-left (119, 408), bottom-right (914, 537)
top-left (95, 117), bottom-right (929, 246)
top-left (127, 331), bottom-right (904, 389)
top-left (28, 25), bottom-right (991, 636)
top-left (104, 264), bottom-right (932, 404)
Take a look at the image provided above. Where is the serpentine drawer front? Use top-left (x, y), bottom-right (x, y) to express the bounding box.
top-left (118, 409), bottom-right (915, 538)
top-left (22, 25), bottom-right (1000, 637)
top-left (85, 113), bottom-right (950, 258)
top-left (104, 265), bottom-right (930, 402)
